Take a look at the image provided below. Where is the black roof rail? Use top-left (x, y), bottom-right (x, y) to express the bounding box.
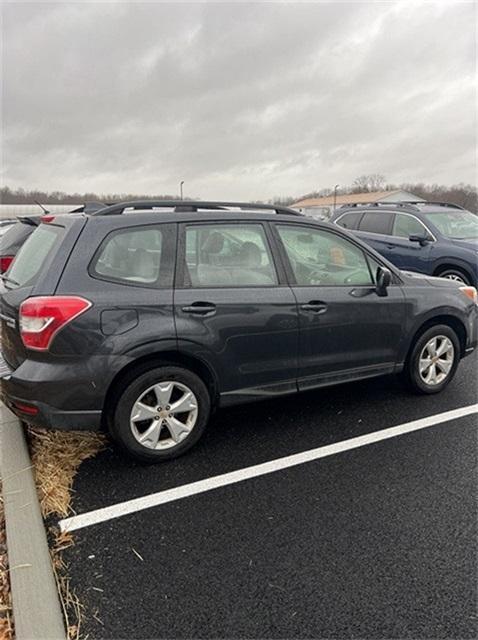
top-left (90, 200), bottom-right (303, 217)
top-left (399, 201), bottom-right (466, 210)
top-left (339, 202), bottom-right (420, 213)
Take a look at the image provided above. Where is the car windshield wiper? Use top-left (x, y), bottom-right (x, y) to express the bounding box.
top-left (0, 273), bottom-right (20, 286)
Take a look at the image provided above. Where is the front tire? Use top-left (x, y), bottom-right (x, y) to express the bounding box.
top-left (404, 325), bottom-right (460, 394)
top-left (109, 366), bottom-right (210, 462)
top-left (436, 268), bottom-right (471, 285)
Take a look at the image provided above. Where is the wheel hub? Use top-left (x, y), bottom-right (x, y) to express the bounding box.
top-left (418, 335), bottom-right (454, 386)
top-left (130, 381), bottom-right (199, 450)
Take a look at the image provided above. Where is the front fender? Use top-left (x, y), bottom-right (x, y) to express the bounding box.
top-left (398, 305), bottom-right (471, 363)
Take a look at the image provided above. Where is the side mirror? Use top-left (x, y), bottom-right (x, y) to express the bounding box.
top-left (376, 266), bottom-right (392, 296)
top-left (409, 234), bottom-right (430, 246)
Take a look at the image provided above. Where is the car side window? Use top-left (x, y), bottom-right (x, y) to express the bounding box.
top-left (359, 212), bottom-right (394, 235)
top-left (277, 225), bottom-right (374, 286)
top-left (335, 211), bottom-right (362, 230)
top-left (392, 214), bottom-right (427, 238)
top-left (92, 226), bottom-right (163, 286)
top-left (184, 224), bottom-right (278, 287)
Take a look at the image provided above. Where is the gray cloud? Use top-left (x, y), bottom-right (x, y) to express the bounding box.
top-left (2, 1), bottom-right (476, 199)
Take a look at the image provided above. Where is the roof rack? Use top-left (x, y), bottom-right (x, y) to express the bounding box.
top-left (339, 202), bottom-right (420, 213)
top-left (339, 200), bottom-right (469, 214)
top-left (399, 201), bottom-right (466, 210)
top-left (90, 200), bottom-right (302, 217)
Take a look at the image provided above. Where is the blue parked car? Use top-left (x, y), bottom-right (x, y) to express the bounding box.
top-left (332, 201), bottom-right (478, 286)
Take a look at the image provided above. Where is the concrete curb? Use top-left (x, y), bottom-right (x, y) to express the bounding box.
top-left (0, 403), bottom-right (66, 640)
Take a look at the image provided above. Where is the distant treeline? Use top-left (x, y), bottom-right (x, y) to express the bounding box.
top-left (2, 178), bottom-right (477, 212)
top-left (0, 187), bottom-right (181, 205)
top-left (271, 176), bottom-right (478, 213)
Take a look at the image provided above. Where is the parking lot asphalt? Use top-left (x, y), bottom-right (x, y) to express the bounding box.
top-left (63, 356), bottom-right (477, 639)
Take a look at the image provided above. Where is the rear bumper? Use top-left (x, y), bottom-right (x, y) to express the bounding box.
top-left (1, 393), bottom-right (102, 430)
top-left (0, 353), bottom-right (116, 431)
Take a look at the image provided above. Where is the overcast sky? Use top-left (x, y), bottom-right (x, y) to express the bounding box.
top-left (2, 0), bottom-right (476, 200)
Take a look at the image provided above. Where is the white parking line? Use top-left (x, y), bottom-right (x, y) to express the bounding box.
top-left (60, 403), bottom-right (478, 533)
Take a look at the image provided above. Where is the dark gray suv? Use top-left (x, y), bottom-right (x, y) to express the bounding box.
top-left (1, 200), bottom-right (477, 462)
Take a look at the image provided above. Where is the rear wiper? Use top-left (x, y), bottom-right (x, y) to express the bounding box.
top-left (0, 274), bottom-right (20, 286)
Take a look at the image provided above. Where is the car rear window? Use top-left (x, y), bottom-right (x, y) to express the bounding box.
top-left (91, 226), bottom-right (164, 286)
top-left (7, 224), bottom-right (65, 288)
top-left (183, 223), bottom-right (278, 288)
top-left (359, 212), bottom-right (394, 235)
top-left (335, 211), bottom-right (362, 230)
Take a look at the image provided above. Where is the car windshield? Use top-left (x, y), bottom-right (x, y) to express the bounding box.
top-left (424, 209), bottom-right (478, 239)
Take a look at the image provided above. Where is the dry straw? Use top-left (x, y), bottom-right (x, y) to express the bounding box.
top-left (0, 426), bottom-right (105, 640)
top-left (28, 428), bottom-right (106, 519)
top-left (0, 486), bottom-right (14, 640)
top-left (28, 427), bottom-right (106, 640)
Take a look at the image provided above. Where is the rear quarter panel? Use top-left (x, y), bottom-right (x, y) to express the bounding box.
top-left (53, 217), bottom-right (178, 396)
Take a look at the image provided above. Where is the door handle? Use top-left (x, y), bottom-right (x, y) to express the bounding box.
top-left (301, 301), bottom-right (328, 314)
top-left (181, 302), bottom-right (217, 316)
top-left (386, 244), bottom-right (396, 249)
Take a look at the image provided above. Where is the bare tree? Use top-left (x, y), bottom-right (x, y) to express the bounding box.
top-left (351, 174), bottom-right (386, 193)
top-left (398, 182), bottom-right (477, 212)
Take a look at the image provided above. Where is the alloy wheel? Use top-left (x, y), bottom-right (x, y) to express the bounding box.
top-left (418, 335), bottom-right (455, 386)
top-left (130, 381), bottom-right (198, 450)
top-left (442, 273), bottom-right (466, 284)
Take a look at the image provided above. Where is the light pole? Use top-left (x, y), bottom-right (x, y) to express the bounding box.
top-left (180, 181), bottom-right (185, 200)
top-left (333, 184), bottom-right (339, 212)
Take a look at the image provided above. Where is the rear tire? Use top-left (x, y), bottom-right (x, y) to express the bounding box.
top-left (404, 324), bottom-right (460, 395)
top-left (109, 366), bottom-right (210, 462)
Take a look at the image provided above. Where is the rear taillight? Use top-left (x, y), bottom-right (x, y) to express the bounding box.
top-left (41, 216), bottom-right (56, 223)
top-left (12, 401), bottom-right (39, 416)
top-left (19, 296), bottom-right (92, 351)
top-left (0, 255), bottom-right (14, 273)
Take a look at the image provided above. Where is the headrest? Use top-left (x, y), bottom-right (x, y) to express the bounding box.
top-left (239, 241), bottom-right (262, 267)
top-left (201, 232), bottom-right (224, 254)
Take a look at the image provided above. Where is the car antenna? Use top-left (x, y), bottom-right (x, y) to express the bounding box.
top-left (34, 199), bottom-right (50, 215)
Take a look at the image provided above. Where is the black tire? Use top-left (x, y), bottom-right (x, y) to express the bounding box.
top-left (404, 324), bottom-right (460, 395)
top-left (436, 267), bottom-right (471, 285)
top-left (109, 366), bottom-right (210, 462)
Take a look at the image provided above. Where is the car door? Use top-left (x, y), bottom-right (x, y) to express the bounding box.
top-left (274, 222), bottom-right (406, 390)
top-left (174, 221), bottom-right (299, 404)
top-left (354, 211), bottom-right (396, 261)
top-left (385, 212), bottom-right (433, 274)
